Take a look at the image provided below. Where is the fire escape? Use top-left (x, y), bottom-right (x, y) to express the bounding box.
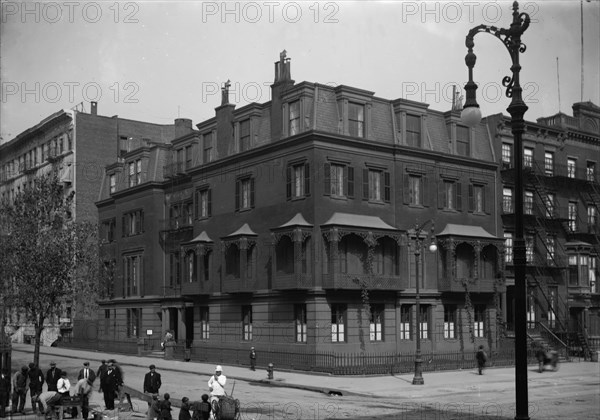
top-left (524, 156), bottom-right (599, 358)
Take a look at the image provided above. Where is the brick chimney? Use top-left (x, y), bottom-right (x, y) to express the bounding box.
top-left (271, 50), bottom-right (294, 140)
top-left (91, 101), bottom-right (98, 115)
top-left (215, 80), bottom-right (235, 159)
top-left (175, 118), bottom-right (193, 137)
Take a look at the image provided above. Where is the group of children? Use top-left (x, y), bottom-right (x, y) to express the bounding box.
top-left (148, 393), bottom-right (212, 420)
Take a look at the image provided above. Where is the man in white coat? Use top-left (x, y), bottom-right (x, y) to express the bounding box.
top-left (207, 365), bottom-right (227, 418)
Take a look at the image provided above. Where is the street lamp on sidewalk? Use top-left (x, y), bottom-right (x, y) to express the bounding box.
top-left (460, 2), bottom-right (531, 418)
top-left (411, 220), bottom-right (437, 385)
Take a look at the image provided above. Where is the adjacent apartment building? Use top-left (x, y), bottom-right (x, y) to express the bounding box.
top-left (95, 52), bottom-right (507, 360)
top-left (487, 101), bottom-right (600, 356)
top-left (0, 103), bottom-right (183, 344)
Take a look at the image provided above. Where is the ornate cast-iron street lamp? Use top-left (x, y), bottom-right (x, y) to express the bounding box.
top-left (411, 220), bottom-right (437, 385)
top-left (460, 2), bottom-right (531, 419)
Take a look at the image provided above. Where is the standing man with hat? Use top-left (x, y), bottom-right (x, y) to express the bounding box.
top-left (100, 360), bottom-right (121, 410)
top-left (143, 365), bottom-right (161, 395)
top-left (78, 362), bottom-right (96, 384)
top-left (45, 362), bottom-right (62, 392)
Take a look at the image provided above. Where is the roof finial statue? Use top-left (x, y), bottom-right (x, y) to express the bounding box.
top-left (221, 79), bottom-right (231, 105)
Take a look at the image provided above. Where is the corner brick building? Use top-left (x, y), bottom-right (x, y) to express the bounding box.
top-left (96, 53), bottom-right (510, 362)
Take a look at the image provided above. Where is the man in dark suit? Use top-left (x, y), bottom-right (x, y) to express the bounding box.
top-left (143, 365), bottom-right (161, 395)
top-left (100, 360), bottom-right (121, 410)
top-left (45, 362), bottom-right (62, 392)
top-left (77, 362), bottom-right (96, 384)
top-left (27, 362), bottom-right (45, 414)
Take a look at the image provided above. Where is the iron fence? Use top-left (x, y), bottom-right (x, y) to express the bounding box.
top-left (57, 337), bottom-right (541, 375)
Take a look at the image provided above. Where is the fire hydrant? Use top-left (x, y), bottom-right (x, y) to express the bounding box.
top-left (267, 363), bottom-right (274, 380)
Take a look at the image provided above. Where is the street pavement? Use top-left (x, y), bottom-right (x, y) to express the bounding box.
top-left (8, 343), bottom-right (600, 419)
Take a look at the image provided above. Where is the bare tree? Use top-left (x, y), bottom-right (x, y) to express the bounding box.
top-left (0, 172), bottom-right (99, 365)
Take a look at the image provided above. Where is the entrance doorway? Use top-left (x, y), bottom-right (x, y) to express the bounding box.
top-left (185, 307), bottom-right (194, 347)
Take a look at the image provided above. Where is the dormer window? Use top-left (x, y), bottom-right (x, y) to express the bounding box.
top-left (203, 132), bottom-right (214, 164)
top-left (348, 102), bottom-right (364, 138)
top-left (289, 101), bottom-right (300, 136)
top-left (456, 125), bottom-right (470, 157)
top-left (110, 174), bottom-right (116, 194)
top-left (406, 114), bottom-right (421, 147)
top-left (129, 159), bottom-right (141, 187)
top-left (240, 119), bottom-right (251, 152)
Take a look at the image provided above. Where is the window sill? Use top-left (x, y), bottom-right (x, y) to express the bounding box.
top-left (290, 196), bottom-right (307, 202)
top-left (366, 200), bottom-right (386, 206)
top-left (329, 195), bottom-right (348, 201)
top-left (237, 207), bottom-right (253, 213)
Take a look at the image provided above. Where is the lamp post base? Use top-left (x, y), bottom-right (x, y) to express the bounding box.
top-left (412, 359), bottom-right (424, 385)
top-left (412, 376), bottom-right (424, 385)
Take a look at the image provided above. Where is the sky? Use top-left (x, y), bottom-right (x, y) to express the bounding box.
top-left (1, 0), bottom-right (599, 143)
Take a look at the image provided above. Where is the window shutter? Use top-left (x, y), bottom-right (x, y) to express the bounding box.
top-left (362, 169), bottom-right (369, 200)
top-left (468, 184), bottom-right (474, 212)
top-left (122, 215), bottom-right (126, 237)
top-left (194, 190), bottom-right (199, 219)
top-left (438, 181), bottom-right (445, 209)
top-left (235, 180), bottom-right (240, 211)
top-left (456, 183), bottom-right (462, 211)
top-left (484, 185), bottom-right (490, 214)
top-left (403, 174), bottom-right (410, 204)
top-left (286, 166), bottom-right (292, 200)
top-left (139, 255), bottom-right (144, 297)
top-left (323, 163), bottom-right (331, 196)
top-left (304, 163), bottom-right (310, 196)
top-left (122, 257), bottom-right (127, 298)
top-left (250, 178), bottom-right (255, 208)
top-left (384, 171), bottom-right (391, 203)
top-left (207, 189), bottom-right (212, 217)
top-left (422, 176), bottom-right (429, 207)
top-left (347, 166), bottom-right (354, 198)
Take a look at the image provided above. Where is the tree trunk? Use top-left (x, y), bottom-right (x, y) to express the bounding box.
top-left (34, 317), bottom-right (44, 367)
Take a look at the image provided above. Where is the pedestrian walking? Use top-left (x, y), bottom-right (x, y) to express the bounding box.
top-left (249, 347), bottom-right (256, 371)
top-left (179, 397), bottom-right (191, 420)
top-left (143, 365), bottom-right (162, 395)
top-left (100, 360), bottom-right (122, 410)
top-left (0, 368), bottom-right (11, 418)
top-left (27, 362), bottom-right (45, 414)
top-left (45, 362), bottom-right (62, 392)
top-left (11, 365), bottom-right (29, 414)
top-left (72, 378), bottom-right (93, 420)
top-left (78, 361), bottom-right (96, 384)
top-left (476, 345), bottom-right (487, 375)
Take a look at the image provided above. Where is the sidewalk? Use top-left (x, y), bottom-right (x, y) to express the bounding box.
top-left (11, 342), bottom-right (598, 400)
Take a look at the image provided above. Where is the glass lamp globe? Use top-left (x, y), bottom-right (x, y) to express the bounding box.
top-left (461, 106), bottom-right (482, 127)
top-left (428, 242), bottom-right (438, 253)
